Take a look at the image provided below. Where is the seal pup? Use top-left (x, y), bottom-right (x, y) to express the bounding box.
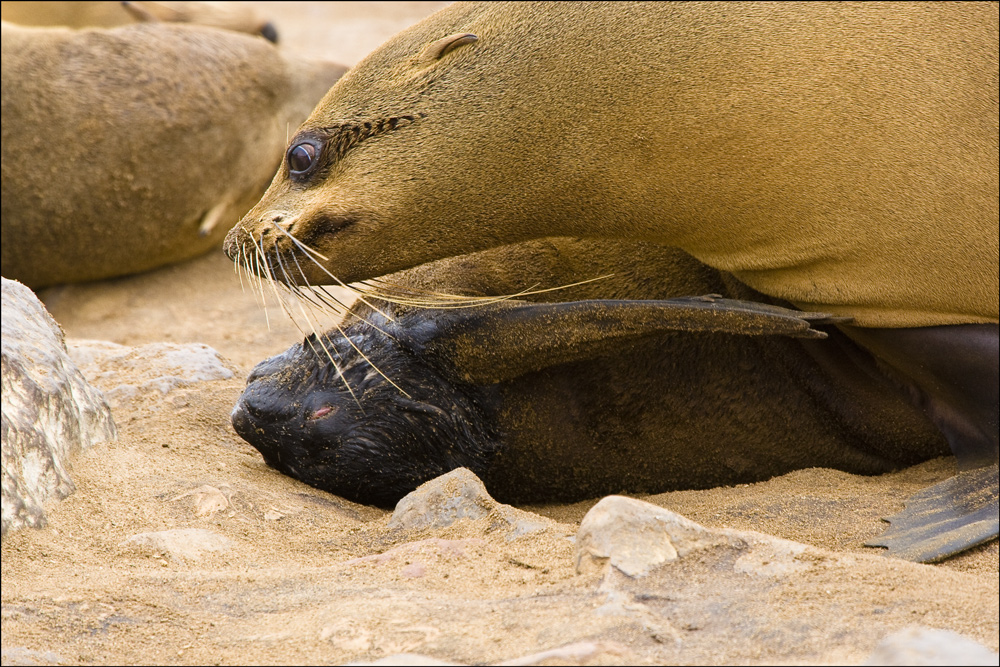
top-left (225, 3), bottom-right (998, 560)
top-left (0, 20), bottom-right (345, 289)
top-left (0, 1), bottom-right (279, 41)
top-left (230, 239), bottom-right (995, 562)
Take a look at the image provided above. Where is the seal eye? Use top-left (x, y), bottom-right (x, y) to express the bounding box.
top-left (287, 142), bottom-right (318, 176)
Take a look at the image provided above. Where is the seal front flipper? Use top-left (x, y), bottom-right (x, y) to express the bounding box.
top-left (847, 324), bottom-right (999, 562)
top-left (864, 464), bottom-right (999, 563)
top-left (408, 296), bottom-right (848, 384)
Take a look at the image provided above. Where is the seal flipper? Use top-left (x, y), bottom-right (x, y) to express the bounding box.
top-left (864, 464), bottom-right (999, 563)
top-left (408, 295), bottom-right (848, 384)
top-left (845, 324), bottom-right (999, 562)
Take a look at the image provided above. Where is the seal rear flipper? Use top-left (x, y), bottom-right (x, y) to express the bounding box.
top-left (864, 463), bottom-right (999, 563)
top-left (411, 295), bottom-right (848, 384)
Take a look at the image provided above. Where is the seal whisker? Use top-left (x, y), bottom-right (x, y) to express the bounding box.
top-left (251, 232), bottom-right (279, 331)
top-left (265, 241), bottom-right (409, 401)
top-left (234, 241), bottom-right (245, 292)
top-left (276, 259), bottom-right (411, 397)
top-left (302, 285), bottom-right (404, 343)
top-left (300, 325), bottom-right (365, 412)
top-left (246, 242), bottom-right (271, 315)
top-left (285, 243), bottom-right (359, 320)
top-left (267, 220), bottom-right (394, 321)
top-left (354, 274), bottom-right (616, 309)
top-left (281, 237), bottom-right (410, 347)
top-left (241, 241), bottom-right (258, 299)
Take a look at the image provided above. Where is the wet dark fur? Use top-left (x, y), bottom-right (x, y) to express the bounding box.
top-left (232, 318), bottom-right (500, 507)
top-left (232, 242), bottom-right (952, 509)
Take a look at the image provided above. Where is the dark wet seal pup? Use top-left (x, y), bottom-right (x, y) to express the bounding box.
top-left (226, 3), bottom-right (998, 561)
top-left (232, 240), bottom-right (991, 563)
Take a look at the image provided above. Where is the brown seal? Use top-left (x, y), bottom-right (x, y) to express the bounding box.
top-left (226, 2), bottom-right (997, 329)
top-left (1, 1), bottom-right (279, 41)
top-left (225, 3), bottom-right (997, 561)
top-left (0, 20), bottom-right (345, 288)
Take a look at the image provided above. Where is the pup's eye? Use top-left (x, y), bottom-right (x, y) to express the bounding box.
top-left (287, 142), bottom-right (318, 175)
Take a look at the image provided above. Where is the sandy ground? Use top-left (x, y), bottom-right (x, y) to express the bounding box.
top-left (2, 3), bottom-right (998, 666)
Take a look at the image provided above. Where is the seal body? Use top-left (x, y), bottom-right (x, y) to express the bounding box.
top-left (232, 239), bottom-right (949, 507)
top-left (0, 21), bottom-right (344, 288)
top-left (227, 2), bottom-right (998, 559)
top-left (226, 1), bottom-right (998, 329)
top-left (0, 1), bottom-right (279, 41)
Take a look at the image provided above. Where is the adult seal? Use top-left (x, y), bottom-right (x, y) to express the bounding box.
top-left (1, 20), bottom-right (344, 289)
top-left (225, 3), bottom-right (998, 561)
top-left (1, 1), bottom-right (280, 41)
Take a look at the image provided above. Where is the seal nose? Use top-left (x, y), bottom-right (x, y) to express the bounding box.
top-left (222, 226), bottom-right (242, 260)
top-left (259, 22), bottom-right (279, 43)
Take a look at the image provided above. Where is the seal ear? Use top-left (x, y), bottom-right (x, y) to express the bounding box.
top-left (418, 33), bottom-right (478, 64)
top-left (409, 296), bottom-right (849, 384)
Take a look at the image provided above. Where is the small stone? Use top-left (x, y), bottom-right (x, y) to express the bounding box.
top-left (862, 626), bottom-right (999, 666)
top-left (387, 468), bottom-right (552, 540)
top-left (121, 528), bottom-right (231, 561)
top-left (575, 495), bottom-right (735, 577)
top-left (344, 654), bottom-right (464, 666)
top-left (67, 339), bottom-right (235, 403)
top-left (388, 468), bottom-right (493, 532)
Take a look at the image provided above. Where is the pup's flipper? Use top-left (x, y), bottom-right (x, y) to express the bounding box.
top-left (409, 295), bottom-right (849, 384)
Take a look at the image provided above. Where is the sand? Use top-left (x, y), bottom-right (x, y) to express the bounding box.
top-left (2, 3), bottom-right (997, 666)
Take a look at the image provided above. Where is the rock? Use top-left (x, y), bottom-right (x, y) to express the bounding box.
top-left (495, 641), bottom-right (630, 666)
top-left (387, 468), bottom-right (551, 540)
top-left (120, 528), bottom-right (231, 562)
top-left (344, 654), bottom-right (464, 666)
top-left (168, 484), bottom-right (231, 518)
top-left (862, 626), bottom-right (999, 666)
top-left (67, 339), bottom-right (235, 407)
top-left (574, 495), bottom-right (738, 577)
top-left (1, 278), bottom-right (116, 538)
top-left (0, 646), bottom-right (64, 666)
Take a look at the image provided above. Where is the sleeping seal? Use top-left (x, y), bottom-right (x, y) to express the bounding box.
top-left (225, 3), bottom-right (998, 561)
top-left (231, 239), bottom-right (985, 562)
top-left (0, 20), bottom-right (344, 289)
top-left (0, 1), bottom-right (279, 41)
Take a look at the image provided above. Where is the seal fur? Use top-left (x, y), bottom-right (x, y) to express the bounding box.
top-left (226, 2), bottom-right (998, 560)
top-left (0, 1), bottom-right (279, 41)
top-left (232, 239), bottom-right (950, 508)
top-left (0, 20), bottom-right (345, 288)
top-left (226, 1), bottom-right (998, 329)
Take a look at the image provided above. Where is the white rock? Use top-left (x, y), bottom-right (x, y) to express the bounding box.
top-left (388, 468), bottom-right (551, 540)
top-left (575, 495), bottom-right (735, 577)
top-left (67, 339), bottom-right (234, 407)
top-left (1, 278), bottom-right (116, 538)
top-left (862, 626), bottom-right (999, 666)
top-left (121, 528), bottom-right (232, 561)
